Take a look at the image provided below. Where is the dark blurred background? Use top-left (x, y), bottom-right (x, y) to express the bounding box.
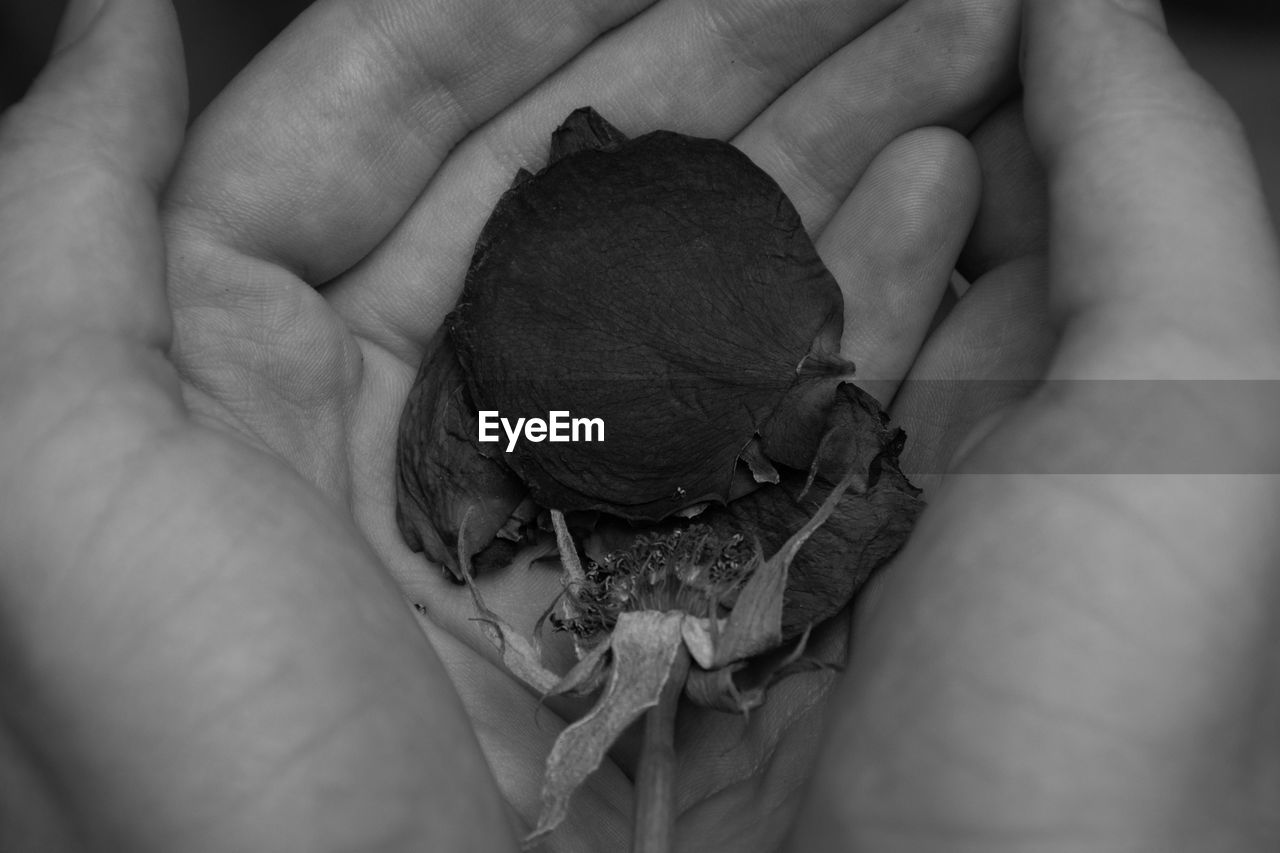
top-left (2, 0), bottom-right (1278, 226)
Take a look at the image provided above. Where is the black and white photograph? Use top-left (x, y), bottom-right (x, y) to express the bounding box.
top-left (2, 1), bottom-right (1279, 851)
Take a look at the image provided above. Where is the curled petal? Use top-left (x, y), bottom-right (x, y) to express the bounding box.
top-left (705, 383), bottom-right (924, 638)
top-left (395, 330), bottom-right (529, 577)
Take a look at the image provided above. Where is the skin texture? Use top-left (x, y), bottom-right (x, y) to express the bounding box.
top-left (0, 2), bottom-right (1277, 853)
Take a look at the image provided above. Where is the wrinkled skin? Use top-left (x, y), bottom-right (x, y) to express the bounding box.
top-left (17, 2), bottom-right (1280, 853)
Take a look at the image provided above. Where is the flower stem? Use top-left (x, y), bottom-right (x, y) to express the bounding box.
top-left (632, 644), bottom-right (691, 853)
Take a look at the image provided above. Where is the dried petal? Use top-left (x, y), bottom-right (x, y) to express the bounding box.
top-left (451, 108), bottom-right (852, 521)
top-left (704, 383), bottom-right (924, 638)
top-left (698, 451), bottom-right (867, 669)
top-left (549, 106), bottom-right (628, 161)
top-left (395, 330), bottom-right (529, 577)
top-left (546, 635), bottom-right (613, 699)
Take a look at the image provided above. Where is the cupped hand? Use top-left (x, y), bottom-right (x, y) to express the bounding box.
top-left (791, 1), bottom-right (1280, 851)
top-left (0, 0), bottom-right (1023, 851)
top-left (168, 0), bottom-right (1022, 849)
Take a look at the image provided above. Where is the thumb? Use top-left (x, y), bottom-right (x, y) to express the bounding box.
top-left (22, 0), bottom-right (187, 192)
top-left (786, 5), bottom-right (1280, 852)
top-left (0, 0), bottom-right (187, 349)
top-left (1022, 0), bottom-right (1280, 381)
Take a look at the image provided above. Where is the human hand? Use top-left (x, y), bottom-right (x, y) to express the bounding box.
top-left (158, 1), bottom-right (1025, 851)
top-left (789, 1), bottom-right (1280, 850)
top-left (0, 2), bottom-right (514, 851)
top-left (1, 0), bottom-right (1029, 850)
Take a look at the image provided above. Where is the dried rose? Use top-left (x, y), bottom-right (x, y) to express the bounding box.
top-left (449, 107), bottom-right (854, 522)
top-left (394, 107), bottom-right (926, 850)
top-left (452, 383), bottom-right (921, 844)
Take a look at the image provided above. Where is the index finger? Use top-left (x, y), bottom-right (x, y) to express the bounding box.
top-left (163, 0), bottom-right (659, 284)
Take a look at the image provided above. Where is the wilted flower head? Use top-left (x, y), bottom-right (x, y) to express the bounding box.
top-left (450, 107), bottom-right (854, 521)
top-left (394, 107), bottom-right (925, 846)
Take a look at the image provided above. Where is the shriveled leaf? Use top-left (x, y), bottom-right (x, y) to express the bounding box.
top-left (547, 635), bottom-right (613, 699)
top-left (679, 616), bottom-right (723, 670)
top-left (684, 662), bottom-right (766, 714)
top-left (775, 465), bottom-right (921, 637)
top-left (473, 611), bottom-right (561, 697)
top-left (684, 627), bottom-right (833, 713)
top-left (702, 459), bottom-right (864, 668)
top-left (524, 611), bottom-right (686, 847)
top-left (451, 107), bottom-right (848, 521)
top-left (457, 538), bottom-right (562, 696)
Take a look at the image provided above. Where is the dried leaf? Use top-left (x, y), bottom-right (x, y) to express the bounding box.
top-left (703, 458), bottom-right (864, 668)
top-left (683, 661), bottom-right (766, 714)
top-left (524, 611), bottom-right (686, 847)
top-left (456, 531), bottom-right (562, 696)
top-left (683, 626), bottom-right (832, 713)
top-left (679, 616), bottom-right (722, 670)
top-left (472, 610), bottom-right (561, 697)
top-left (547, 635), bottom-right (613, 699)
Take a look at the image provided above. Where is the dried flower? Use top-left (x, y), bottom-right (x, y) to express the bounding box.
top-left (394, 107), bottom-right (925, 849)
top-left (450, 107), bottom-right (854, 521)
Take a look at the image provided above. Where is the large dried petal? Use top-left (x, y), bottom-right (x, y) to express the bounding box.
top-left (451, 108), bottom-right (850, 521)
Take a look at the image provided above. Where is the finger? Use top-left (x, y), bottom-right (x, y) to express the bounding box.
top-left (791, 5), bottom-right (1280, 848)
top-left (163, 0), bottom-right (663, 285)
top-left (735, 0), bottom-right (1021, 235)
top-left (816, 127), bottom-right (981, 403)
top-left (956, 98), bottom-right (1048, 280)
top-left (0, 0), bottom-right (186, 353)
top-left (891, 255), bottom-right (1055, 493)
top-left (884, 101), bottom-right (1053, 494)
top-left (1024, 0), bottom-right (1280, 379)
top-left (0, 0), bottom-right (188, 684)
top-left (0, 8), bottom-right (521, 849)
top-left (324, 0), bottom-right (916, 358)
top-left (330, 0), bottom-right (1018, 361)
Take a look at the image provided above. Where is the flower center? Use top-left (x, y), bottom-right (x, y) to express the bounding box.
top-left (552, 523), bottom-right (759, 639)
